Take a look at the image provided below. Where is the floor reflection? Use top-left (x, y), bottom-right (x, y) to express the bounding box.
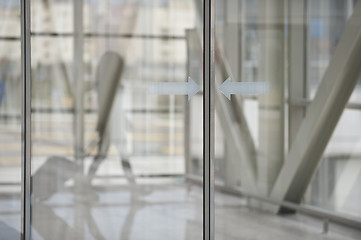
top-left (31, 170), bottom-right (202, 240)
top-left (1, 174), bottom-right (361, 240)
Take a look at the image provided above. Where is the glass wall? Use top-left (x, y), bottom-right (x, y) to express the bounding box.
top-left (305, 0), bottom-right (361, 218)
top-left (30, 0), bottom-right (203, 239)
top-left (0, 0), bottom-right (22, 238)
top-left (211, 0), bottom-right (361, 238)
top-left (1, 0), bottom-right (361, 239)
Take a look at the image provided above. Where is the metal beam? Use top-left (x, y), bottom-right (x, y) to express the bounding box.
top-left (270, 0), bottom-right (361, 211)
top-left (214, 40), bottom-right (258, 193)
top-left (214, 84), bottom-right (258, 192)
top-left (221, 0), bottom-right (253, 189)
top-left (213, 9), bottom-right (258, 190)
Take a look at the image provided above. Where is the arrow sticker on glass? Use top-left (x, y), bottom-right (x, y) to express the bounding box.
top-left (219, 77), bottom-right (269, 100)
top-left (148, 77), bottom-right (201, 101)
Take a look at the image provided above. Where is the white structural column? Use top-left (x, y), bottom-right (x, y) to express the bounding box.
top-left (215, 86), bottom-right (258, 192)
top-left (330, 157), bottom-right (361, 212)
top-left (73, 0), bottom-right (85, 238)
top-left (224, 0), bottom-right (240, 83)
top-left (257, 0), bottom-right (285, 198)
top-left (288, 0), bottom-right (307, 147)
top-left (74, 0), bottom-right (84, 161)
top-left (220, 0), bottom-right (258, 191)
top-left (214, 25), bottom-right (258, 192)
top-left (271, 0), bottom-right (361, 211)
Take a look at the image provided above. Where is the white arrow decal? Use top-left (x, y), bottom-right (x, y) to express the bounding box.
top-left (148, 77), bottom-right (201, 101)
top-left (219, 77), bottom-right (269, 100)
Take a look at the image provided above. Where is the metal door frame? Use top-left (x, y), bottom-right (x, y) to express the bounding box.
top-left (21, 0), bottom-right (32, 239)
top-left (203, 0), bottom-right (215, 240)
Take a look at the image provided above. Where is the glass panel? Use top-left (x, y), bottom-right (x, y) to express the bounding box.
top-left (305, 0), bottom-right (361, 220)
top-left (305, 105), bottom-right (361, 218)
top-left (0, 0), bottom-right (22, 238)
top-left (30, 0), bottom-right (203, 239)
top-left (307, 0), bottom-right (354, 99)
top-left (215, 0), bottom-right (361, 239)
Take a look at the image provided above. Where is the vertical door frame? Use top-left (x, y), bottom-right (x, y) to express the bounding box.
top-left (21, 0), bottom-right (32, 239)
top-left (203, 0), bottom-right (215, 239)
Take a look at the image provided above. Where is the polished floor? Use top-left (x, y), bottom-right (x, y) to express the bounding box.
top-left (1, 178), bottom-right (361, 240)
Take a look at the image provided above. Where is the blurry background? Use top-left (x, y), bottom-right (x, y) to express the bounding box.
top-left (0, 0), bottom-right (361, 239)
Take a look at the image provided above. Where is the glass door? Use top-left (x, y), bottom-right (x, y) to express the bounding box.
top-left (4, 0), bottom-right (361, 239)
top-left (28, 0), bottom-right (204, 239)
top-left (0, 0), bottom-right (22, 238)
top-left (213, 0), bottom-right (361, 239)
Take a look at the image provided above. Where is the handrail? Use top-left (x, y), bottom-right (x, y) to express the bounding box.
top-left (186, 175), bottom-right (361, 230)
